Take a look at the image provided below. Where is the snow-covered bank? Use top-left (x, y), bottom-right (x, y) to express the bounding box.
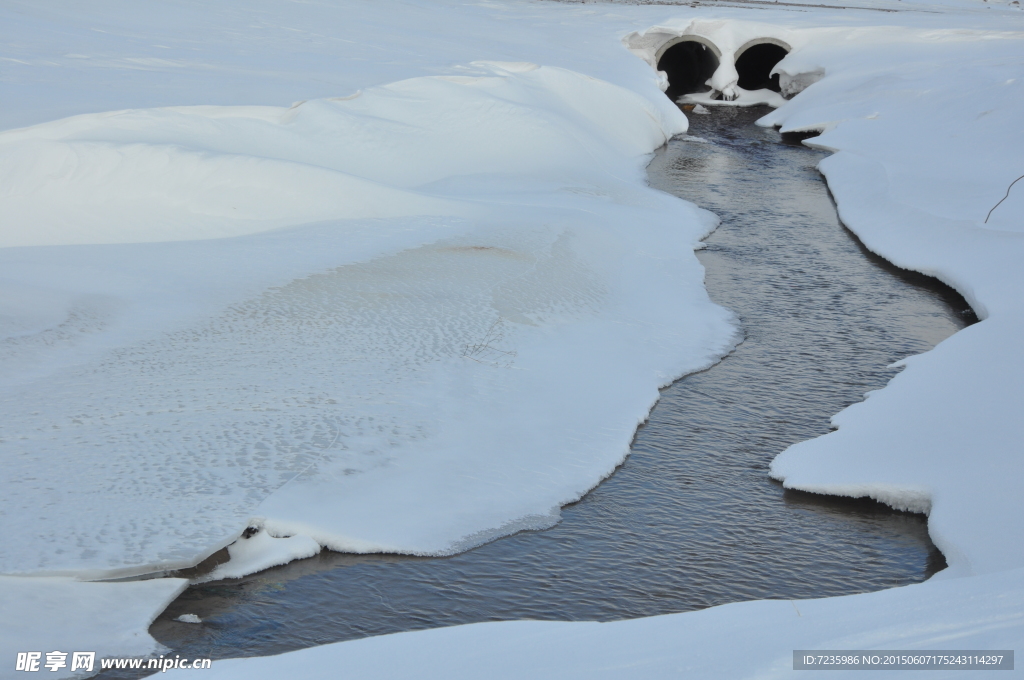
top-left (624, 8), bottom-right (1024, 579)
top-left (760, 31), bottom-right (1024, 580)
top-left (163, 565), bottom-right (1024, 679)
top-left (0, 577), bottom-right (186, 674)
top-left (1, 1), bottom-right (738, 668)
top-left (1, 62), bottom-right (736, 579)
top-left (3, 0), bottom-right (1024, 675)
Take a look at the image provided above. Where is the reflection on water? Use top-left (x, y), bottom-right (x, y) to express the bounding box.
top-left (106, 105), bottom-right (972, 675)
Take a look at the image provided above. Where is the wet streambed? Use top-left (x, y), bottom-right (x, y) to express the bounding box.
top-left (105, 105), bottom-right (974, 676)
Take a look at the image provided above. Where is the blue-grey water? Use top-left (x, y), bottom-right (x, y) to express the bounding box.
top-left (103, 105), bottom-right (972, 676)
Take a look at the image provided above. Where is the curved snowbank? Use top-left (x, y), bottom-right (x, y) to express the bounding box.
top-left (0, 576), bottom-right (186, 673)
top-left (0, 61), bottom-right (736, 581)
top-left (761, 27), bottom-right (1024, 579)
top-left (628, 13), bottom-right (1024, 580)
top-left (0, 63), bottom-right (679, 248)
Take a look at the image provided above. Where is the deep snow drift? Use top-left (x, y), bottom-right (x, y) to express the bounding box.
top-left (2, 0), bottom-right (1024, 676)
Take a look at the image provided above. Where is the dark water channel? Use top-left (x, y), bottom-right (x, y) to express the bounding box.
top-left (109, 105), bottom-right (975, 676)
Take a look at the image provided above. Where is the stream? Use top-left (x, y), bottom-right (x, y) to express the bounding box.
top-left (102, 104), bottom-right (974, 677)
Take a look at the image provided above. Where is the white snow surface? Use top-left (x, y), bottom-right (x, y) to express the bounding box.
top-left (0, 61), bottom-right (735, 579)
top-left (0, 0), bottom-right (741, 666)
top-left (759, 19), bottom-right (1024, 580)
top-left (3, 0), bottom-right (1024, 675)
top-left (198, 529), bottom-right (320, 583)
top-left (0, 576), bottom-right (186, 674)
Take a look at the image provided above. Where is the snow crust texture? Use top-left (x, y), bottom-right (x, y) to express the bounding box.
top-left (0, 62), bottom-right (736, 579)
top-left (0, 3), bottom-right (744, 663)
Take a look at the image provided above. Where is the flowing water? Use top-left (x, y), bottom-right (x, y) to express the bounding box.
top-left (103, 105), bottom-right (974, 676)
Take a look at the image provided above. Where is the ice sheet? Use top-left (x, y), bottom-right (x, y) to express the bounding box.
top-left (0, 8), bottom-right (744, 654)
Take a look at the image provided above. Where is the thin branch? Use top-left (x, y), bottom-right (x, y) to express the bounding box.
top-left (461, 318), bottom-right (518, 368)
top-left (985, 173), bottom-right (1024, 224)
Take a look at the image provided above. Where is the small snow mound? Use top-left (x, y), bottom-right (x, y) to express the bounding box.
top-left (175, 614), bottom-right (202, 624)
top-left (692, 104), bottom-right (711, 115)
top-left (683, 87), bottom-right (786, 109)
top-left (197, 529), bottom-right (320, 583)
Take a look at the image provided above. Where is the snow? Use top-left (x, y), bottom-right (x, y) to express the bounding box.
top-left (761, 26), bottom-right (1024, 578)
top-left (164, 565), bottom-right (1024, 679)
top-left (0, 576), bottom-right (186, 671)
top-left (198, 529), bottom-right (320, 583)
top-left (1, 0), bottom-right (739, 666)
top-left (0, 59), bottom-right (737, 580)
top-left (2, 0), bottom-right (1024, 675)
top-left (0, 63), bottom-right (684, 248)
top-left (684, 87), bottom-right (787, 108)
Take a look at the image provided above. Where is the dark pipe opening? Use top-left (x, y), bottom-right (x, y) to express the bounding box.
top-left (735, 43), bottom-right (788, 92)
top-left (780, 129), bottom-right (821, 145)
top-left (658, 40), bottom-right (720, 101)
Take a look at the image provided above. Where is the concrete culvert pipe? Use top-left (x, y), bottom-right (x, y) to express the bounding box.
top-left (735, 39), bottom-right (790, 93)
top-left (657, 38), bottom-right (721, 101)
